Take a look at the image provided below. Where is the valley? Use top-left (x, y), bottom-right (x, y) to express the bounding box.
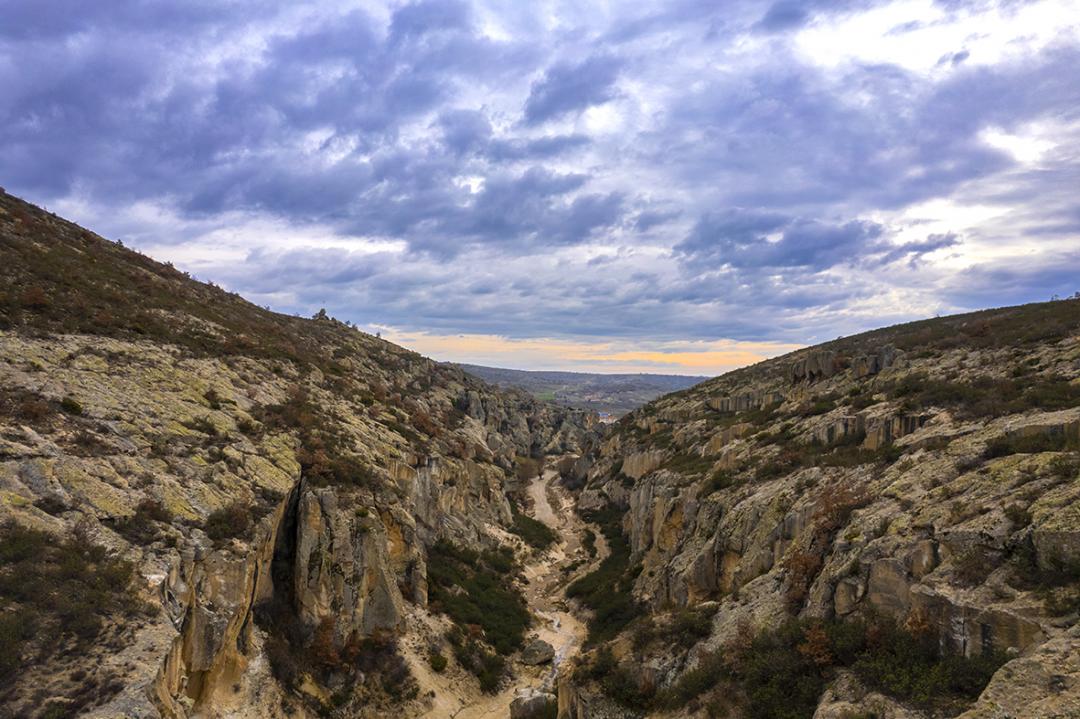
top-left (454, 365), bottom-right (710, 416)
top-left (0, 189), bottom-right (1078, 719)
top-left (410, 466), bottom-right (605, 719)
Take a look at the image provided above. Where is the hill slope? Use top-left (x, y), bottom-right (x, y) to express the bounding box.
top-left (560, 298), bottom-right (1080, 719)
top-left (0, 190), bottom-right (596, 718)
top-left (455, 364), bottom-right (708, 415)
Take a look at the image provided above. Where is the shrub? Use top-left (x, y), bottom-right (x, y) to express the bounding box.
top-left (255, 596), bottom-right (417, 706)
top-left (665, 606), bottom-right (716, 649)
top-left (60, 395), bottom-right (83, 415)
top-left (203, 388), bottom-right (224, 409)
top-left (567, 508), bottom-right (642, 645)
top-left (1010, 545), bottom-right (1080, 615)
top-left (203, 502), bottom-right (253, 543)
top-left (427, 540), bottom-right (530, 658)
top-left (888, 374), bottom-right (1080, 419)
top-left (663, 451), bottom-right (717, 476)
top-left (183, 415), bottom-right (218, 436)
top-left (1, 389), bottom-right (54, 426)
top-left (1004, 504), bottom-right (1032, 527)
top-left (429, 650), bottom-right (448, 673)
top-left (646, 616), bottom-right (1006, 717)
top-left (582, 528), bottom-right (597, 558)
top-left (514, 456), bottom-right (541, 481)
top-left (0, 523), bottom-right (144, 689)
top-left (798, 398), bottom-right (836, 417)
top-left (114, 499), bottom-right (173, 544)
top-left (953, 548), bottom-right (994, 586)
top-left (984, 432), bottom-right (1076, 459)
top-left (702, 468), bottom-right (741, 495)
top-left (509, 503), bottom-right (557, 550)
top-left (446, 627), bottom-right (507, 693)
top-left (1049, 454), bottom-right (1080, 481)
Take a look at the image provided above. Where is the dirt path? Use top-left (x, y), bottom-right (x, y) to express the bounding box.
top-left (410, 466), bottom-right (607, 718)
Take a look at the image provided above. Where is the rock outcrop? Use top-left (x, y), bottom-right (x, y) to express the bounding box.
top-left (0, 190), bottom-right (598, 719)
top-left (560, 299), bottom-right (1080, 718)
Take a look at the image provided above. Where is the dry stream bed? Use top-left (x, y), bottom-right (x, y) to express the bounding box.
top-left (408, 467), bottom-right (607, 718)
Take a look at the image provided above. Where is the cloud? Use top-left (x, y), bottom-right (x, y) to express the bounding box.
top-left (1, 0), bottom-right (1078, 371)
top-left (755, 1), bottom-right (811, 32)
top-left (523, 54), bottom-right (623, 125)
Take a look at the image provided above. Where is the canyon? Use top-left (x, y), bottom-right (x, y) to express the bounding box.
top-left (1, 189), bottom-right (1079, 719)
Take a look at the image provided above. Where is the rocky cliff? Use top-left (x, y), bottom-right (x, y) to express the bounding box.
top-left (0, 190), bottom-right (596, 718)
top-left (561, 300), bottom-right (1080, 718)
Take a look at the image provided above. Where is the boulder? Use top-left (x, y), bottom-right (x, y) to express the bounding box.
top-left (520, 639), bottom-right (555, 665)
top-left (510, 689), bottom-right (557, 719)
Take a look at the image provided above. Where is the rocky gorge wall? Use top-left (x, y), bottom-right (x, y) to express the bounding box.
top-left (0, 190), bottom-right (599, 719)
top-left (560, 301), bottom-right (1080, 719)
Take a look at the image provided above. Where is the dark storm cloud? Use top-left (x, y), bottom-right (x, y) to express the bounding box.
top-left (0, 0), bottom-right (1077, 349)
top-left (755, 1), bottom-right (811, 32)
top-left (675, 209), bottom-right (949, 271)
top-left (523, 54), bottom-right (623, 125)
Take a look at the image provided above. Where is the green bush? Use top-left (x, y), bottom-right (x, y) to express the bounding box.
top-left (509, 503), bottom-right (557, 550)
top-left (429, 650), bottom-right (448, 673)
top-left (60, 395), bottom-right (83, 415)
top-left (427, 540), bottom-right (530, 658)
top-left (568, 508), bottom-right (642, 645)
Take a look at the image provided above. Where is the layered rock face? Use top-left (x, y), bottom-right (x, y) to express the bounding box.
top-left (563, 301), bottom-right (1080, 718)
top-left (0, 191), bottom-right (596, 718)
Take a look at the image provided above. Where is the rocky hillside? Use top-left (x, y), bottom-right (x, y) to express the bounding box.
top-left (560, 299), bottom-right (1080, 719)
top-left (0, 190), bottom-right (597, 718)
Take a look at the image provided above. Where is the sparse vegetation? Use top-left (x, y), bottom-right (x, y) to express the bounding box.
top-left (984, 431), bottom-right (1078, 459)
top-left (427, 540), bottom-right (530, 670)
top-left (509, 502), bottom-right (558, 550)
top-left (597, 615), bottom-right (1007, 718)
top-left (113, 499), bottom-right (173, 544)
top-left (203, 501), bottom-right (253, 544)
top-left (888, 373), bottom-right (1080, 419)
top-left (257, 388), bottom-right (376, 488)
top-left (567, 507), bottom-right (642, 645)
top-left (0, 523), bottom-right (146, 689)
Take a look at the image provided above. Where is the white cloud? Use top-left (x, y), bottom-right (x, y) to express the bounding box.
top-left (795, 0), bottom-right (1080, 74)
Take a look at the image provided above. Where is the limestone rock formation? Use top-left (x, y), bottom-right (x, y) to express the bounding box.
top-left (0, 190), bottom-right (598, 719)
top-left (559, 299), bottom-right (1080, 718)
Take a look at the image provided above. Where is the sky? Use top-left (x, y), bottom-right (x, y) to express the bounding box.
top-left (2, 0), bottom-right (1079, 375)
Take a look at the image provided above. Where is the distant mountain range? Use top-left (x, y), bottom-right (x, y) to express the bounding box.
top-left (453, 363), bottom-right (709, 415)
